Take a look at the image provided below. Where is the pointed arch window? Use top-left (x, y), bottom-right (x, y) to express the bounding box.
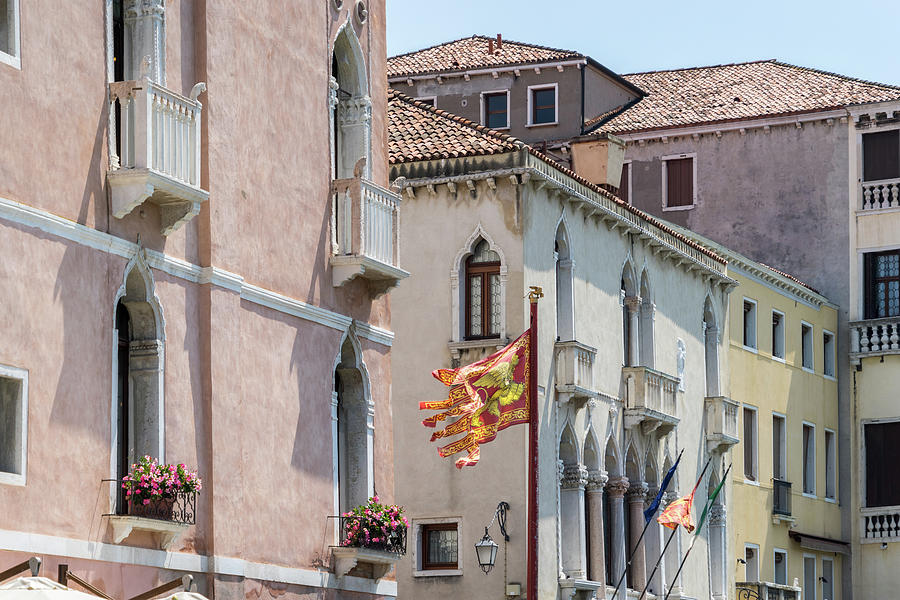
top-left (330, 23), bottom-right (371, 180)
top-left (466, 240), bottom-right (501, 339)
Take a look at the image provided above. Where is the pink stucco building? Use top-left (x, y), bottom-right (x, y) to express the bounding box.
top-left (0, 1), bottom-right (404, 598)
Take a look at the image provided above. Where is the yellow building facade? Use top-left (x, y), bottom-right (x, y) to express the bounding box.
top-left (727, 258), bottom-right (844, 600)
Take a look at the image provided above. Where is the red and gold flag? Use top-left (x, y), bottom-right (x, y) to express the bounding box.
top-left (420, 330), bottom-right (531, 468)
top-left (657, 490), bottom-right (696, 533)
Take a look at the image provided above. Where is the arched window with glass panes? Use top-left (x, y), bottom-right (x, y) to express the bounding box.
top-left (465, 239), bottom-right (501, 339)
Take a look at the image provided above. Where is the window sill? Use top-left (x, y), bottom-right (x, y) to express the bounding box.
top-left (525, 121), bottom-right (558, 128)
top-left (449, 338), bottom-right (508, 352)
top-left (0, 51), bottom-right (21, 70)
top-left (743, 479), bottom-right (760, 487)
top-left (413, 568), bottom-right (463, 578)
top-left (801, 367), bottom-right (815, 374)
top-left (824, 374), bottom-right (836, 381)
top-left (662, 204), bottom-right (696, 212)
top-left (0, 472), bottom-right (25, 486)
top-left (825, 497), bottom-right (838, 504)
top-left (771, 355), bottom-right (786, 363)
top-left (802, 492), bottom-right (817, 499)
top-left (483, 124), bottom-right (510, 131)
top-left (743, 345), bottom-right (759, 354)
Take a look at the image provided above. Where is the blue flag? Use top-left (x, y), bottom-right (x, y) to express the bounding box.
top-left (644, 450), bottom-right (683, 523)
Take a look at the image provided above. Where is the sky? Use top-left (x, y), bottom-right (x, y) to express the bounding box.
top-left (386, 0), bottom-right (900, 86)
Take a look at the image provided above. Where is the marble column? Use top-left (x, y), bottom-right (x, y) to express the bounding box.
top-left (607, 476), bottom-right (630, 600)
top-left (627, 482), bottom-right (649, 591)
top-left (644, 487), bottom-right (666, 596)
top-left (709, 504), bottom-right (727, 600)
top-left (586, 470), bottom-right (609, 588)
top-left (560, 463), bottom-right (589, 579)
top-left (663, 491), bottom-right (684, 596)
top-left (624, 296), bottom-right (641, 366)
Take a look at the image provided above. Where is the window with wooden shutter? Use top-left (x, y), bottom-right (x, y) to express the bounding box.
top-left (863, 130), bottom-right (900, 182)
top-left (864, 250), bottom-right (900, 319)
top-left (466, 240), bottom-right (501, 339)
top-left (665, 157), bottom-right (694, 208)
top-left (865, 421), bottom-right (900, 507)
top-left (619, 162), bottom-right (630, 204)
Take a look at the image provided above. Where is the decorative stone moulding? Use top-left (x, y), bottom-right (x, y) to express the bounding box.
top-left (354, 0), bottom-right (368, 23)
top-left (621, 366), bottom-right (680, 436)
top-left (331, 546), bottom-right (399, 580)
top-left (332, 0), bottom-right (343, 8)
top-left (558, 577), bottom-right (604, 600)
top-left (106, 515), bottom-right (188, 550)
top-left (705, 395), bottom-right (740, 454)
top-left (555, 340), bottom-right (598, 405)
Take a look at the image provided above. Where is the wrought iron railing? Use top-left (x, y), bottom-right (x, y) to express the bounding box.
top-left (332, 515), bottom-right (407, 555)
top-left (104, 479), bottom-right (197, 525)
top-left (773, 479), bottom-right (792, 516)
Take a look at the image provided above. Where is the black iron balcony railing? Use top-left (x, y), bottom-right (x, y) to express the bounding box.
top-left (104, 479), bottom-right (197, 525)
top-left (773, 478), bottom-right (792, 516)
top-left (335, 516), bottom-right (407, 555)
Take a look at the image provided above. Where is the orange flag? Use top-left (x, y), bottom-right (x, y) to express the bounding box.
top-left (420, 331), bottom-right (531, 468)
top-left (657, 458), bottom-right (710, 533)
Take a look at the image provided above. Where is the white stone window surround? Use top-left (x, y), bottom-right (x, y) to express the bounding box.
top-left (449, 225), bottom-right (508, 345)
top-left (621, 159), bottom-right (632, 205)
top-left (479, 89), bottom-right (511, 131)
top-left (771, 309), bottom-right (786, 362)
top-left (824, 427), bottom-right (836, 502)
top-left (800, 320), bottom-right (814, 373)
top-left (742, 297), bottom-right (758, 352)
top-left (410, 516), bottom-right (463, 577)
top-left (772, 411), bottom-right (787, 481)
top-left (859, 416), bottom-right (900, 509)
top-left (0, 363), bottom-right (28, 486)
top-left (822, 329), bottom-right (836, 379)
top-left (803, 553), bottom-right (817, 600)
top-left (329, 17), bottom-right (372, 181)
top-left (744, 542), bottom-right (760, 582)
top-left (742, 404), bottom-right (759, 485)
top-left (855, 243), bottom-right (900, 321)
top-left (526, 82), bottom-right (559, 128)
top-left (773, 547), bottom-right (788, 585)
top-left (801, 421), bottom-right (816, 498)
top-left (660, 152), bottom-right (698, 212)
top-left (0, 0), bottom-right (21, 70)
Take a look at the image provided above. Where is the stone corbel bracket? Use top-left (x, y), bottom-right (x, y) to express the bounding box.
top-left (106, 515), bottom-right (188, 551)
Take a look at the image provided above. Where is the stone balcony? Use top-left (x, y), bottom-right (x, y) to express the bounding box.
top-left (622, 366), bottom-right (679, 435)
top-left (860, 505), bottom-right (900, 544)
top-left (704, 396), bottom-right (739, 454)
top-left (860, 177), bottom-right (900, 211)
top-left (555, 340), bottom-right (597, 404)
top-left (850, 317), bottom-right (900, 363)
top-left (331, 175), bottom-right (409, 296)
top-left (107, 77), bottom-right (209, 235)
top-left (736, 581), bottom-right (800, 600)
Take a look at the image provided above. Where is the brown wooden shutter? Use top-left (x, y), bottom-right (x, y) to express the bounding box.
top-left (866, 422), bottom-right (900, 507)
top-left (666, 158), bottom-right (693, 207)
top-left (618, 163), bottom-right (630, 204)
top-left (863, 130), bottom-right (900, 182)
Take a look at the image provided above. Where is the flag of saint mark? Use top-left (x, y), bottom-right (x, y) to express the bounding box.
top-left (420, 331), bottom-right (531, 468)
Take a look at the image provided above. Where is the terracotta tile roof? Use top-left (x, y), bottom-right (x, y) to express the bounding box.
top-left (598, 60), bottom-right (900, 134)
top-left (388, 91), bottom-right (725, 265)
top-left (388, 35), bottom-right (583, 79)
top-left (758, 262), bottom-right (821, 295)
top-left (388, 90), bottom-right (524, 163)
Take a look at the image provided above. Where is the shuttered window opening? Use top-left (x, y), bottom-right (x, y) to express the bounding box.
top-left (863, 129), bottom-right (900, 182)
top-left (665, 157), bottom-right (694, 207)
top-left (619, 162), bottom-right (630, 204)
top-left (865, 421), bottom-right (900, 507)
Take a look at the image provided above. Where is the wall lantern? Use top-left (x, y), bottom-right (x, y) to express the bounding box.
top-left (474, 501), bottom-right (510, 574)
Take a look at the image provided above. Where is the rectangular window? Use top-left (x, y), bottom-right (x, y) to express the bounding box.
top-left (744, 545), bottom-right (759, 582)
top-left (773, 414), bottom-right (787, 480)
top-left (743, 406), bottom-right (758, 482)
top-left (822, 558), bottom-right (834, 600)
top-left (774, 549), bottom-right (787, 585)
top-left (0, 364), bottom-right (28, 486)
top-left (528, 84), bottom-right (557, 125)
top-left (864, 421), bottom-right (900, 507)
top-left (823, 331), bottom-right (835, 378)
top-left (421, 523), bottom-right (459, 570)
top-left (0, 0), bottom-right (21, 69)
top-left (619, 162), bottom-right (630, 205)
top-left (864, 250), bottom-right (900, 319)
top-left (664, 156), bottom-right (694, 209)
top-left (802, 423), bottom-right (815, 495)
top-left (743, 299), bottom-right (757, 350)
top-left (804, 556), bottom-right (817, 600)
top-left (772, 311), bottom-right (785, 359)
top-left (415, 96), bottom-right (437, 108)
top-left (483, 91), bottom-right (509, 129)
top-left (801, 322), bottom-right (814, 371)
top-left (862, 129), bottom-right (899, 182)
top-left (825, 429), bottom-right (836, 500)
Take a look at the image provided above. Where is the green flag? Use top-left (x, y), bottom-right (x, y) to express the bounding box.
top-left (694, 464), bottom-right (731, 535)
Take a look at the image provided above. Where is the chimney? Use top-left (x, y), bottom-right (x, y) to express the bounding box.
top-left (488, 39), bottom-right (494, 54)
top-left (497, 34), bottom-right (502, 49)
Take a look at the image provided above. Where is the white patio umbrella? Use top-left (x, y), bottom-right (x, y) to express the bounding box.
top-left (0, 578), bottom-right (103, 600)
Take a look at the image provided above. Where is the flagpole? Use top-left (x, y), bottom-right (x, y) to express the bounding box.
top-left (527, 287), bottom-right (542, 600)
top-left (638, 526), bottom-right (679, 600)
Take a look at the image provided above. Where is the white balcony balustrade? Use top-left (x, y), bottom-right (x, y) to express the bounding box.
top-left (861, 178), bottom-right (900, 211)
top-left (622, 366), bottom-right (679, 435)
top-left (108, 76), bottom-right (209, 235)
top-left (861, 507), bottom-right (900, 543)
top-left (331, 173), bottom-right (408, 295)
top-left (555, 341), bottom-right (596, 403)
top-left (705, 396), bottom-right (740, 454)
top-left (850, 317), bottom-right (900, 363)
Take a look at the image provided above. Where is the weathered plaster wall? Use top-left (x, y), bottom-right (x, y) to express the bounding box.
top-left (582, 65), bottom-right (638, 123)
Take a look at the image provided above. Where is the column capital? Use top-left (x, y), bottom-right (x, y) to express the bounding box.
top-left (709, 504), bottom-right (727, 526)
top-left (627, 481), bottom-right (649, 501)
top-left (663, 490), bottom-right (680, 504)
top-left (561, 464), bottom-right (589, 490)
top-left (624, 295), bottom-right (642, 312)
top-left (586, 470), bottom-right (608, 492)
top-left (606, 476), bottom-right (630, 498)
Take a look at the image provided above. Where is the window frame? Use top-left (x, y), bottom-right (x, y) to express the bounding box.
top-left (823, 330), bottom-right (835, 379)
top-left (824, 428), bottom-right (836, 501)
top-left (771, 309), bottom-right (785, 361)
top-left (773, 412), bottom-right (787, 481)
top-left (802, 421), bottom-right (816, 497)
top-left (743, 405), bottom-right (759, 484)
top-left (464, 246), bottom-right (502, 341)
top-left (0, 0), bottom-right (21, 70)
top-left (863, 248), bottom-right (900, 319)
top-left (860, 417), bottom-right (900, 508)
top-left (412, 517), bottom-right (463, 577)
top-left (861, 128), bottom-right (900, 183)
top-left (742, 298), bottom-right (758, 352)
top-left (0, 362), bottom-right (28, 486)
top-left (803, 554), bottom-right (817, 600)
top-left (414, 96), bottom-right (437, 108)
top-left (661, 152), bottom-right (697, 211)
top-left (773, 548), bottom-right (788, 586)
top-left (801, 321), bottom-right (814, 372)
top-left (619, 160), bottom-right (632, 205)
top-left (744, 543), bottom-right (760, 582)
top-left (526, 83), bottom-right (558, 127)
top-left (481, 89), bottom-right (510, 130)
top-left (821, 557), bottom-right (834, 600)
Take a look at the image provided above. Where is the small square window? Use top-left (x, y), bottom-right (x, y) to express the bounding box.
top-left (772, 311), bottom-right (784, 359)
top-left (529, 85), bottom-right (556, 125)
top-left (421, 523), bottom-right (459, 570)
top-left (743, 300), bottom-right (757, 350)
top-left (0, 364), bottom-right (28, 486)
top-left (483, 92), bottom-right (508, 129)
top-left (0, 0), bottom-right (21, 69)
top-left (801, 323), bottom-right (813, 370)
